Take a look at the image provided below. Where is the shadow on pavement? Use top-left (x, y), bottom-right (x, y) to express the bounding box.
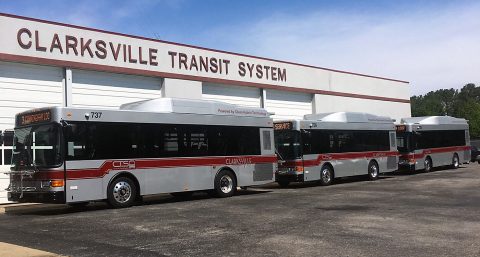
top-left (4, 189), bottom-right (271, 216)
top-left (260, 175), bottom-right (391, 189)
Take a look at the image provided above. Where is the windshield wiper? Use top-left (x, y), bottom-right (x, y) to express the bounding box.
top-left (275, 149), bottom-right (286, 163)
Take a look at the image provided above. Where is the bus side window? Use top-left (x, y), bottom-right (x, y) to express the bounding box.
top-left (390, 132), bottom-right (396, 149)
top-left (301, 130), bottom-right (311, 154)
top-left (337, 131), bottom-right (354, 153)
top-left (262, 130), bottom-right (272, 151)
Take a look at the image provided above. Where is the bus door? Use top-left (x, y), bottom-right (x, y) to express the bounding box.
top-left (64, 123), bottom-right (104, 203)
top-left (299, 129), bottom-right (318, 182)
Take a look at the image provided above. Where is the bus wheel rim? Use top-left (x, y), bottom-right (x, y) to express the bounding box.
top-left (370, 165), bottom-right (378, 177)
top-left (113, 181), bottom-right (132, 203)
top-left (454, 156), bottom-right (459, 167)
top-left (220, 175), bottom-right (233, 194)
top-left (425, 160), bottom-right (430, 171)
top-left (322, 169), bottom-right (331, 183)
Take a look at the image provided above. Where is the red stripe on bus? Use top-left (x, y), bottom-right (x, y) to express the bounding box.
top-left (400, 146), bottom-right (471, 159)
top-left (280, 150), bottom-right (399, 167)
top-left (31, 155), bottom-right (277, 180)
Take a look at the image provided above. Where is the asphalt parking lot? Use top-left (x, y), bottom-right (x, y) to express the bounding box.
top-left (0, 164), bottom-right (479, 257)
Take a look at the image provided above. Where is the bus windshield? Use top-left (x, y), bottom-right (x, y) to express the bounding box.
top-left (274, 130), bottom-right (302, 160)
top-left (11, 124), bottom-right (62, 170)
top-left (396, 132), bottom-right (414, 153)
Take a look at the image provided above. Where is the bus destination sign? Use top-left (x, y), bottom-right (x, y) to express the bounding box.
top-left (17, 110), bottom-right (52, 126)
top-left (274, 122), bottom-right (293, 130)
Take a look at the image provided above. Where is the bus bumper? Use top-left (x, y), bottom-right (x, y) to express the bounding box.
top-left (398, 164), bottom-right (416, 172)
top-left (8, 191), bottom-right (65, 204)
top-left (275, 174), bottom-right (304, 182)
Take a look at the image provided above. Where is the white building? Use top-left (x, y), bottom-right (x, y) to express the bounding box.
top-left (0, 13), bottom-right (411, 202)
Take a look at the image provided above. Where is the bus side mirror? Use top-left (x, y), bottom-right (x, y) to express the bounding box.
top-left (61, 120), bottom-right (73, 138)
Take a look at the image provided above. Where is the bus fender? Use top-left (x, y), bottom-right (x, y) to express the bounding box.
top-left (108, 171), bottom-right (142, 197)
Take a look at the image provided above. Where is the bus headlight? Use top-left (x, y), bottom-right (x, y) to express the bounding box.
top-left (41, 180), bottom-right (51, 188)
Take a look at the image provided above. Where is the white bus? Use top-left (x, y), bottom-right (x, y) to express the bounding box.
top-left (274, 112), bottom-right (398, 187)
top-left (396, 116), bottom-right (470, 172)
top-left (6, 98), bottom-right (276, 208)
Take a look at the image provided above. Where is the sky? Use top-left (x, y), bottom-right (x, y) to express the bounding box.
top-left (1, 0), bottom-right (479, 96)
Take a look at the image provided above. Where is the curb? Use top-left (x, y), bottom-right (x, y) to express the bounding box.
top-left (0, 242), bottom-right (64, 257)
top-left (0, 203), bottom-right (66, 214)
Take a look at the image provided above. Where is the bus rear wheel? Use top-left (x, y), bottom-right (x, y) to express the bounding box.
top-left (107, 177), bottom-right (137, 208)
top-left (424, 157), bottom-right (432, 173)
top-left (214, 170), bottom-right (237, 198)
top-left (368, 161), bottom-right (379, 180)
top-left (451, 154), bottom-right (460, 169)
top-left (319, 165), bottom-right (333, 186)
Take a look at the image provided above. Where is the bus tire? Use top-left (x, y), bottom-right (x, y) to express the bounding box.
top-left (107, 176), bottom-right (137, 208)
top-left (214, 169), bottom-right (237, 198)
top-left (424, 157), bottom-right (432, 173)
top-left (277, 179), bottom-right (290, 188)
top-left (368, 161), bottom-right (379, 180)
top-left (451, 153), bottom-right (460, 169)
top-left (319, 165), bottom-right (334, 186)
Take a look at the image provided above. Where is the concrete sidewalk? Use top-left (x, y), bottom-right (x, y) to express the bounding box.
top-left (0, 242), bottom-right (63, 257)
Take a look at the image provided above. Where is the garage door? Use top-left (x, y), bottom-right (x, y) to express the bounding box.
top-left (265, 89), bottom-right (313, 120)
top-left (72, 69), bottom-right (162, 109)
top-left (0, 61), bottom-right (63, 130)
top-left (0, 61), bottom-right (63, 203)
top-left (202, 83), bottom-right (261, 107)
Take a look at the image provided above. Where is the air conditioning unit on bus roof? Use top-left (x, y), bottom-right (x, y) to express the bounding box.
top-left (120, 98), bottom-right (273, 117)
top-left (401, 116), bottom-right (468, 125)
top-left (304, 112), bottom-right (394, 123)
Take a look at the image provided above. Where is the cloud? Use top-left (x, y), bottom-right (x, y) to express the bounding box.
top-left (200, 2), bottom-right (480, 96)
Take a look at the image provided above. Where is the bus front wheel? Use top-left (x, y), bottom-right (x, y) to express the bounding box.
top-left (214, 170), bottom-right (237, 198)
top-left (107, 176), bottom-right (137, 208)
top-left (319, 165), bottom-right (334, 186)
top-left (451, 154), bottom-right (460, 169)
top-left (424, 157), bottom-right (432, 173)
top-left (368, 161), bottom-right (379, 180)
